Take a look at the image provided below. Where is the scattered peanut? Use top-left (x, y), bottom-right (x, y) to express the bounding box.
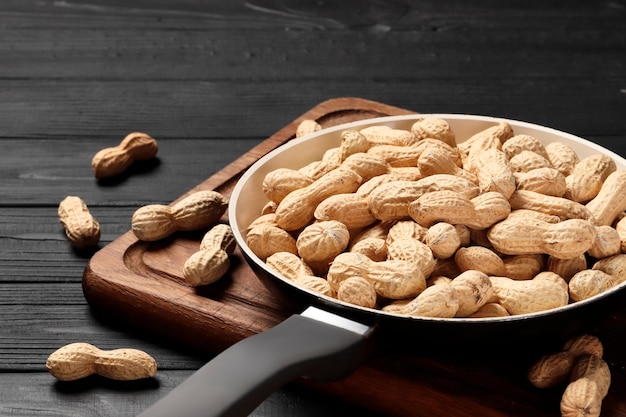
top-left (58, 196), bottom-right (101, 249)
top-left (183, 224), bottom-right (236, 286)
top-left (92, 132), bottom-right (158, 179)
top-left (46, 342), bottom-right (157, 381)
top-left (132, 190), bottom-right (228, 241)
top-left (295, 119), bottom-right (321, 138)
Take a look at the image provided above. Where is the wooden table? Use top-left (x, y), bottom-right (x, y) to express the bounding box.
top-left (1, 1), bottom-right (625, 416)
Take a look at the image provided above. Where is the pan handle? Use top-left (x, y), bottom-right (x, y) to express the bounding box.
top-left (136, 306), bottom-right (375, 417)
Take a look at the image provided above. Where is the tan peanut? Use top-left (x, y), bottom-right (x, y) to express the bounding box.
top-left (386, 219), bottom-right (428, 244)
top-left (458, 121), bottom-right (513, 172)
top-left (425, 222), bottom-right (462, 259)
top-left (340, 152), bottom-right (390, 181)
top-left (382, 283), bottom-right (459, 318)
top-left (615, 215), bottom-right (626, 252)
top-left (503, 254), bottom-right (544, 281)
top-left (296, 220), bottom-right (350, 273)
top-left (570, 253), bottom-right (626, 301)
top-left (467, 302), bottom-right (510, 318)
top-left (454, 246), bottom-right (506, 277)
top-left (560, 377), bottom-right (602, 417)
top-left (514, 167), bottom-right (567, 197)
top-left (265, 252), bottom-right (314, 280)
top-left (262, 168), bottom-right (314, 203)
top-left (246, 224), bottom-right (298, 260)
top-left (298, 147), bottom-right (342, 180)
top-left (293, 275), bottom-right (336, 297)
top-left (327, 252), bottom-right (426, 299)
top-left (408, 190), bottom-right (511, 229)
top-left (508, 150), bottom-right (553, 173)
top-left (563, 334), bottom-right (604, 358)
top-left (527, 351), bottom-right (576, 389)
top-left (275, 168), bottom-right (362, 231)
top-left (450, 270), bottom-right (493, 317)
top-left (509, 190), bottom-right (594, 222)
top-left (545, 141), bottom-right (580, 176)
top-left (58, 196), bottom-right (101, 249)
top-left (501, 134), bottom-right (551, 161)
top-left (337, 276), bottom-right (377, 309)
top-left (487, 216), bottom-right (596, 259)
top-left (183, 224), bottom-right (236, 286)
top-left (474, 148), bottom-right (516, 198)
top-left (314, 193), bottom-right (377, 229)
top-left (92, 132), bottom-right (158, 179)
top-left (410, 117), bottom-right (456, 147)
top-left (46, 342), bottom-right (157, 381)
top-left (368, 175), bottom-right (481, 221)
top-left (586, 170), bottom-right (626, 226)
top-left (587, 225), bottom-right (621, 259)
top-left (489, 275), bottom-right (569, 315)
top-left (295, 119), bottom-right (321, 138)
top-left (564, 154), bottom-right (616, 203)
top-left (387, 237), bottom-right (436, 277)
top-left (132, 190), bottom-right (228, 241)
top-left (360, 125), bottom-right (416, 146)
top-left (350, 237), bottom-right (388, 261)
top-left (547, 254), bottom-right (587, 281)
top-left (569, 354), bottom-right (611, 399)
top-left (339, 130), bottom-right (371, 160)
top-left (417, 143), bottom-right (478, 184)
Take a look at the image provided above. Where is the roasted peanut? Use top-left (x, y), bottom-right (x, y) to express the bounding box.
top-left (501, 134), bottom-right (551, 161)
top-left (528, 351), bottom-right (576, 389)
top-left (360, 125), bottom-right (416, 146)
top-left (296, 220), bottom-right (350, 273)
top-left (92, 132), bottom-right (158, 179)
top-left (387, 237), bottom-right (436, 277)
top-left (262, 168), bottom-right (314, 204)
top-left (339, 130), bottom-right (371, 160)
top-left (450, 270), bottom-right (493, 317)
top-left (409, 190), bottom-right (510, 229)
top-left (488, 216), bottom-right (596, 259)
top-left (547, 254), bottom-right (587, 281)
top-left (368, 175), bottom-right (480, 221)
top-left (410, 117), bottom-right (456, 147)
top-left (454, 246), bottom-right (506, 276)
top-left (489, 275), bottom-right (569, 315)
top-left (560, 377), bottom-right (602, 417)
top-left (295, 119), bottom-right (321, 138)
top-left (275, 168), bottom-right (362, 231)
top-left (587, 225), bottom-right (621, 259)
top-left (327, 252), bottom-right (426, 299)
top-left (183, 224), bottom-right (236, 286)
top-left (382, 282), bottom-right (459, 318)
top-left (58, 196), bottom-right (101, 249)
top-left (340, 152), bottom-right (390, 181)
top-left (46, 342), bottom-right (157, 381)
top-left (514, 167), bottom-right (567, 197)
top-left (337, 276), bottom-right (377, 309)
top-left (508, 150), bottom-right (553, 173)
top-left (509, 190), bottom-right (594, 222)
top-left (246, 224), bottom-right (298, 260)
top-left (474, 148), bottom-right (516, 198)
top-left (586, 170), bottom-right (626, 226)
top-left (350, 237), bottom-right (388, 261)
top-left (467, 302), bottom-right (510, 318)
top-left (545, 141), bottom-right (580, 176)
top-left (565, 154), bottom-right (616, 203)
top-left (417, 142), bottom-right (478, 184)
top-left (314, 193), bottom-right (377, 229)
top-left (563, 334), bottom-right (604, 358)
top-left (425, 222), bottom-right (462, 259)
top-left (131, 190), bottom-right (228, 241)
top-left (265, 251), bottom-right (314, 280)
top-left (503, 254), bottom-right (544, 281)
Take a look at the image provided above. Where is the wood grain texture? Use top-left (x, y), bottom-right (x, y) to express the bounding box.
top-left (1, 0), bottom-right (625, 416)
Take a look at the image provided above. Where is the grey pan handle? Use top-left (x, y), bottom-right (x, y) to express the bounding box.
top-left (137, 307), bottom-right (374, 417)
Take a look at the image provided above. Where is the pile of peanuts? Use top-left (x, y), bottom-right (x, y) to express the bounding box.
top-left (246, 117), bottom-right (626, 319)
top-left (528, 334), bottom-right (611, 417)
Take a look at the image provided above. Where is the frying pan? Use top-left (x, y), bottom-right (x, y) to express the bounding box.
top-left (137, 114), bottom-right (626, 417)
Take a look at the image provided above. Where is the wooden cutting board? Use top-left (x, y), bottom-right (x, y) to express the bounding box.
top-left (82, 97), bottom-right (624, 417)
